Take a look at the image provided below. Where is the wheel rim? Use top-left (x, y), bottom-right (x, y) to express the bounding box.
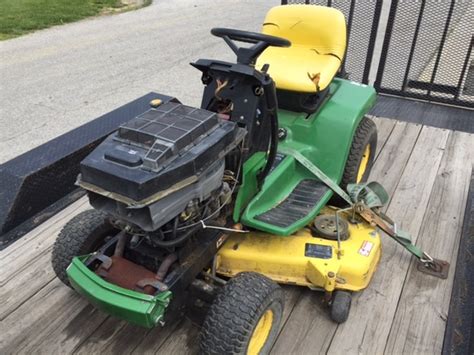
top-left (356, 144), bottom-right (371, 183)
top-left (247, 309), bottom-right (274, 355)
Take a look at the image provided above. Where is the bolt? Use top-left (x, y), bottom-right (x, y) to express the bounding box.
top-left (328, 271), bottom-right (335, 278)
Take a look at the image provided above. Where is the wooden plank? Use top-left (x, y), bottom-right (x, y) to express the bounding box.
top-left (326, 126), bottom-right (450, 355)
top-left (271, 288), bottom-right (336, 354)
top-left (385, 131), bottom-right (474, 354)
top-left (0, 197), bottom-right (89, 321)
top-left (370, 116), bottom-right (397, 159)
top-left (0, 252), bottom-right (55, 320)
top-left (74, 317), bottom-right (177, 355)
top-left (370, 121), bottom-right (422, 196)
top-left (0, 279), bottom-right (104, 353)
top-left (0, 197), bottom-right (89, 284)
top-left (153, 318), bottom-right (201, 355)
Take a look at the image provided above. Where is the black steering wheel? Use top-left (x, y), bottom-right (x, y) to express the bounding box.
top-left (211, 27), bottom-right (291, 65)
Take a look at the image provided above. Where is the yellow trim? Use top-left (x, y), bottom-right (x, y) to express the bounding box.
top-left (256, 5), bottom-right (347, 92)
top-left (217, 208), bottom-right (381, 292)
top-left (248, 309), bottom-right (274, 355)
top-left (356, 144), bottom-right (371, 183)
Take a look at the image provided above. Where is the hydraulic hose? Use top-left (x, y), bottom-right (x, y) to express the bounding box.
top-left (151, 224), bottom-right (202, 248)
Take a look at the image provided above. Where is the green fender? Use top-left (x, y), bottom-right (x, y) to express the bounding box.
top-left (236, 78), bottom-right (377, 235)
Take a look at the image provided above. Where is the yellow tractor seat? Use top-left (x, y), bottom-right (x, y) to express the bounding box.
top-left (256, 5), bottom-right (347, 93)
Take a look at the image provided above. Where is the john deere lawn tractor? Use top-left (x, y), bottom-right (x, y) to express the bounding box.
top-left (51, 5), bottom-right (449, 354)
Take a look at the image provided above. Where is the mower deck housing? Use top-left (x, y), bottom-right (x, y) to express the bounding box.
top-left (217, 210), bottom-right (381, 292)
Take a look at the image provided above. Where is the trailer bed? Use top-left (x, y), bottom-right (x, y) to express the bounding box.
top-left (1, 117), bottom-right (473, 354)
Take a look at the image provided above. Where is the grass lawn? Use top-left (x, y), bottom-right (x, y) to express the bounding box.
top-left (0, 0), bottom-right (141, 40)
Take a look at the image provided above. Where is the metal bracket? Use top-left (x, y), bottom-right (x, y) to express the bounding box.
top-left (92, 253), bottom-right (113, 270)
top-left (417, 258), bottom-right (450, 279)
top-left (136, 278), bottom-right (169, 292)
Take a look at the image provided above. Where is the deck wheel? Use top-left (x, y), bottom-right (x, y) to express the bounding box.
top-left (330, 290), bottom-right (352, 323)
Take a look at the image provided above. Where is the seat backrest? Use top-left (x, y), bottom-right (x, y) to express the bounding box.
top-left (262, 5), bottom-right (347, 61)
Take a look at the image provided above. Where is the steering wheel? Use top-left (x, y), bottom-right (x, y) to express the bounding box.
top-left (211, 27), bottom-right (291, 65)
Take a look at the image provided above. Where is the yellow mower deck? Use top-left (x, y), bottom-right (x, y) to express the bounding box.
top-left (217, 210), bottom-right (381, 292)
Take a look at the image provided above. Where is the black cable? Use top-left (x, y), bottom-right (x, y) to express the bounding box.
top-left (150, 225), bottom-right (202, 248)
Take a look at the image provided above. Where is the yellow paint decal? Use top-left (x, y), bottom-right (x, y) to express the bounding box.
top-left (358, 241), bottom-right (374, 257)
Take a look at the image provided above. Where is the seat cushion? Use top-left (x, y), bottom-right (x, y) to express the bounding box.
top-left (256, 5), bottom-right (346, 93)
top-left (258, 45), bottom-right (342, 93)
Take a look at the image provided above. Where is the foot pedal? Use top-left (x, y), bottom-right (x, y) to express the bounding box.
top-left (255, 179), bottom-right (329, 228)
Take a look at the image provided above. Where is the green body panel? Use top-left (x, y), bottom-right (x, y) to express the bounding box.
top-left (240, 78), bottom-right (376, 235)
top-left (67, 256), bottom-right (172, 328)
top-left (233, 152), bottom-right (266, 222)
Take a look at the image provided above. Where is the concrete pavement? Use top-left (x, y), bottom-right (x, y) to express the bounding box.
top-left (0, 0), bottom-right (277, 163)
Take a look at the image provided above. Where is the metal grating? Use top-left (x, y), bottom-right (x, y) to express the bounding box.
top-left (283, 0), bottom-right (474, 109)
top-left (375, 0), bottom-right (474, 109)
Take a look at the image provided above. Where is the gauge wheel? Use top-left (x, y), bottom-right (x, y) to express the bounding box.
top-left (51, 209), bottom-right (116, 288)
top-left (330, 290), bottom-right (352, 323)
top-left (200, 272), bottom-right (284, 355)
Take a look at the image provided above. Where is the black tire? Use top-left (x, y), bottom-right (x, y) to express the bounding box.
top-left (330, 290), bottom-right (352, 323)
top-left (332, 116), bottom-right (377, 207)
top-left (51, 209), bottom-right (115, 288)
top-left (200, 272), bottom-right (284, 355)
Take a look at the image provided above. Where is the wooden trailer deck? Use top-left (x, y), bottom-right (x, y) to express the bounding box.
top-left (1, 117), bottom-right (473, 355)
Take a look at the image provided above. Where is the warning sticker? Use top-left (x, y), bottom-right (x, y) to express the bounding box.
top-left (359, 241), bottom-right (373, 257)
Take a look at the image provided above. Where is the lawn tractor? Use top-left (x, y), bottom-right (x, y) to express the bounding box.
top-left (51, 5), bottom-right (449, 354)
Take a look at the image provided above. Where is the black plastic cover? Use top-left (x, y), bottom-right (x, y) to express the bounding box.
top-left (80, 103), bottom-right (240, 202)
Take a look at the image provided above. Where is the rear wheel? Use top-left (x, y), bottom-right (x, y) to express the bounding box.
top-left (341, 116), bottom-right (377, 187)
top-left (200, 272), bottom-right (284, 355)
top-left (51, 209), bottom-right (116, 288)
top-left (332, 117), bottom-right (377, 207)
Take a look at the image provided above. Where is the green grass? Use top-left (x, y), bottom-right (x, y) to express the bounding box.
top-left (0, 0), bottom-right (125, 40)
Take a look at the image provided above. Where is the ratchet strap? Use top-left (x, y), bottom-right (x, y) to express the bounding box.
top-left (280, 147), bottom-right (449, 279)
top-left (278, 147), bottom-right (353, 205)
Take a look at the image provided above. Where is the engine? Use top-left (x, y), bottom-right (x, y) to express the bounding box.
top-left (78, 100), bottom-right (245, 251)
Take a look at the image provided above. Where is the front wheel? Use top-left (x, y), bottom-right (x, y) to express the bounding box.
top-left (200, 272), bottom-right (284, 355)
top-left (51, 209), bottom-right (116, 288)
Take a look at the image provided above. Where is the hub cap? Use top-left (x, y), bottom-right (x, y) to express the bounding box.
top-left (357, 144), bottom-right (371, 183)
top-left (248, 309), bottom-right (274, 354)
